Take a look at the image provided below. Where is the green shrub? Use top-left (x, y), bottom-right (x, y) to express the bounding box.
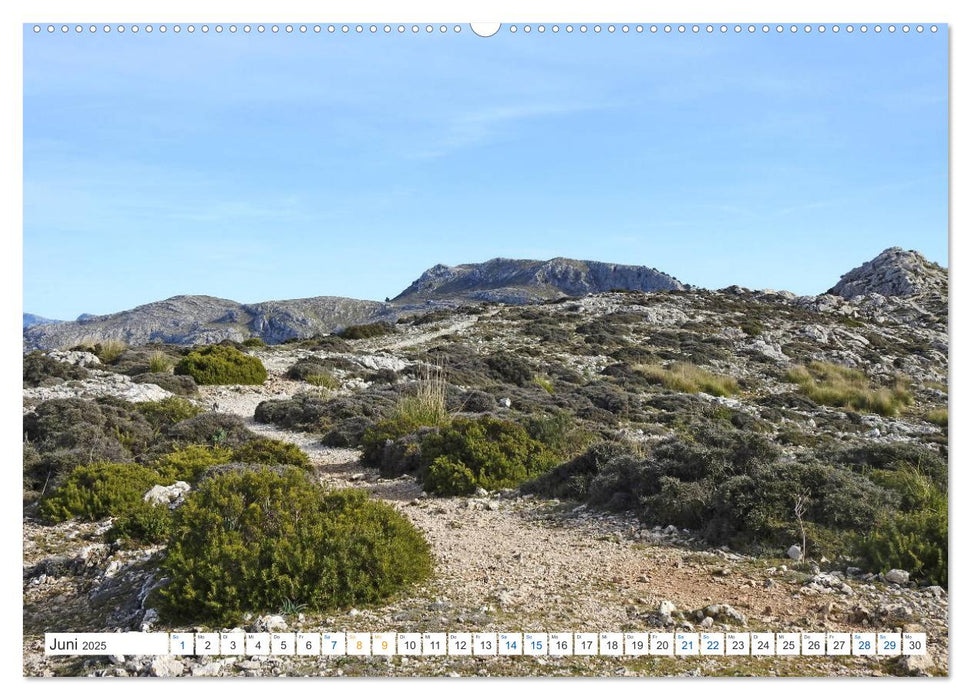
top-left (361, 415), bottom-right (429, 469)
top-left (105, 501), bottom-right (174, 545)
top-left (136, 397), bottom-right (204, 430)
top-left (242, 338), bottom-right (266, 348)
top-left (486, 353), bottom-right (534, 386)
top-left (337, 322), bottom-right (394, 340)
top-left (740, 320), bottom-right (764, 337)
top-left (786, 361), bottom-right (912, 417)
top-left (175, 345), bottom-right (267, 385)
top-left (419, 416), bottom-right (557, 495)
top-left (232, 438), bottom-right (310, 469)
top-left (155, 469), bottom-right (433, 625)
top-left (857, 467), bottom-right (947, 586)
top-left (23, 352), bottom-right (89, 387)
top-left (522, 411), bottom-right (595, 459)
top-left (424, 456), bottom-right (478, 496)
top-left (635, 362), bottom-right (739, 397)
top-left (154, 445), bottom-right (234, 483)
top-left (40, 462), bottom-right (162, 522)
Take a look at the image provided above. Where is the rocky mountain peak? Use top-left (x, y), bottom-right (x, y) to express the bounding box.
top-left (394, 257), bottom-right (685, 303)
top-left (827, 247), bottom-right (947, 299)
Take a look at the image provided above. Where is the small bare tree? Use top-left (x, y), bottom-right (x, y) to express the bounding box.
top-left (794, 489), bottom-right (811, 562)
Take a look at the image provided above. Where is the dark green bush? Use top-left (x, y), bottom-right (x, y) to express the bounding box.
top-left (231, 438), bottom-right (310, 469)
top-left (522, 442), bottom-right (632, 501)
top-left (40, 462), bottom-right (162, 522)
top-left (242, 338), bottom-right (266, 348)
top-left (132, 373), bottom-right (198, 396)
top-left (256, 390), bottom-right (397, 432)
top-left (361, 415), bottom-right (428, 469)
top-left (23, 397), bottom-right (157, 491)
top-left (175, 345), bottom-right (267, 385)
top-left (286, 358), bottom-right (336, 384)
top-left (105, 501), bottom-right (174, 545)
top-left (338, 322), bottom-right (394, 340)
top-left (164, 413), bottom-right (256, 449)
top-left (485, 353), bottom-right (534, 386)
top-left (424, 456), bottom-right (477, 496)
top-left (23, 352), bottom-right (89, 387)
top-left (155, 469), bottom-right (433, 625)
top-left (419, 416), bottom-right (557, 495)
top-left (522, 411), bottom-right (596, 459)
top-left (136, 397), bottom-right (203, 430)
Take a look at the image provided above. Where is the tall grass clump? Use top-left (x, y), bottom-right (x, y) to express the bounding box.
top-left (926, 408), bottom-right (948, 428)
top-left (786, 361), bottom-right (912, 417)
top-left (148, 351), bottom-right (172, 373)
top-left (361, 365), bottom-right (450, 468)
top-left (635, 362), bottom-right (739, 397)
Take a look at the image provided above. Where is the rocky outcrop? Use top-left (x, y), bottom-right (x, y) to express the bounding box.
top-left (393, 257), bottom-right (686, 304)
top-left (828, 248), bottom-right (947, 300)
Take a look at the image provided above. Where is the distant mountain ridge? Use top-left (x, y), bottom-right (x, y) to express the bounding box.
top-left (393, 257), bottom-right (686, 303)
top-left (23, 313), bottom-right (64, 329)
top-left (23, 248), bottom-right (945, 351)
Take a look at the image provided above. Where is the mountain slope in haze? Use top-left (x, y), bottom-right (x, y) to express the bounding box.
top-left (393, 257), bottom-right (687, 304)
top-left (23, 313), bottom-right (64, 329)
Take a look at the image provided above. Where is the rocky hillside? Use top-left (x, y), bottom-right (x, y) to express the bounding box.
top-left (23, 295), bottom-right (393, 351)
top-left (394, 257), bottom-right (686, 304)
top-left (24, 248), bottom-right (946, 352)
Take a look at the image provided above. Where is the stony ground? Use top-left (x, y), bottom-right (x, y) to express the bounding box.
top-left (22, 293), bottom-right (949, 678)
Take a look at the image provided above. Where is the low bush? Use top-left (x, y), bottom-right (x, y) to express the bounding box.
top-left (23, 352), bottom-right (89, 387)
top-left (164, 413), bottom-right (256, 449)
top-left (175, 345), bottom-right (267, 385)
top-left (486, 353), bottom-right (534, 386)
top-left (635, 362), bottom-right (739, 397)
top-left (40, 462), bottom-right (162, 522)
top-left (424, 457), bottom-right (477, 497)
top-left (338, 322), bottom-right (394, 340)
top-left (136, 397), bottom-right (203, 430)
top-left (522, 410), bottom-right (595, 459)
top-left (419, 416), bottom-right (557, 495)
top-left (153, 445), bottom-right (234, 483)
top-left (132, 373), bottom-right (198, 396)
top-left (286, 358), bottom-right (338, 386)
top-left (522, 442), bottom-right (632, 500)
top-left (105, 501), bottom-right (174, 545)
top-left (786, 361), bottom-right (912, 417)
top-left (857, 466), bottom-right (947, 586)
top-left (154, 469), bottom-right (433, 625)
top-left (256, 390), bottom-right (397, 433)
top-left (242, 338), bottom-right (266, 348)
top-left (232, 438), bottom-right (311, 469)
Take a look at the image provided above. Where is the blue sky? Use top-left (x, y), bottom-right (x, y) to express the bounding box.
top-left (24, 25), bottom-right (947, 319)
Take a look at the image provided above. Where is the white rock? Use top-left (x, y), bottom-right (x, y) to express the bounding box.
top-left (143, 481), bottom-right (191, 507)
top-left (658, 600), bottom-right (677, 616)
top-left (885, 569), bottom-right (910, 585)
top-left (150, 656), bottom-right (185, 677)
top-left (254, 615), bottom-right (288, 632)
top-left (787, 544), bottom-right (803, 560)
top-left (49, 350), bottom-right (102, 367)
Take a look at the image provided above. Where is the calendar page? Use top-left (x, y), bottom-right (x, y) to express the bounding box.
top-left (20, 3), bottom-right (949, 681)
